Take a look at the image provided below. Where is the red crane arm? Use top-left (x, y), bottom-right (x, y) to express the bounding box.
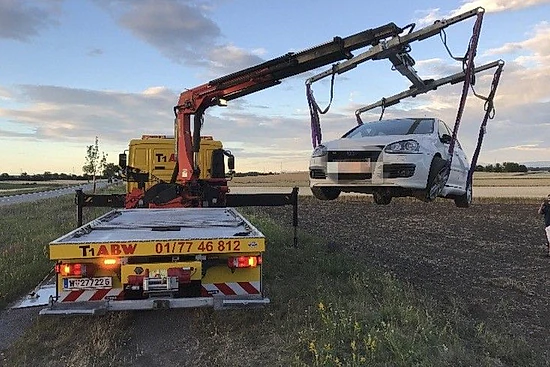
top-left (173, 23), bottom-right (404, 182)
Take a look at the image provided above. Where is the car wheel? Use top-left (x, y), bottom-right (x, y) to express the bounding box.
top-left (373, 190), bottom-right (392, 205)
top-left (454, 183), bottom-right (472, 208)
top-left (424, 156), bottom-right (448, 202)
top-left (311, 187), bottom-right (341, 200)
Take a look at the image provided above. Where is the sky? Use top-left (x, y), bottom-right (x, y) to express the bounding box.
top-left (0, 0), bottom-right (549, 175)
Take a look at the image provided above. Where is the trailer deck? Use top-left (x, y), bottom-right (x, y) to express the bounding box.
top-left (50, 207), bottom-right (265, 259)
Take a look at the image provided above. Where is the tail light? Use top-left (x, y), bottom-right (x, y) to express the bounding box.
top-left (56, 263), bottom-right (86, 277)
top-left (227, 255), bottom-right (262, 269)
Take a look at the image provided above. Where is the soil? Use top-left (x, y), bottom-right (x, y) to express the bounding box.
top-left (245, 197), bottom-right (550, 360)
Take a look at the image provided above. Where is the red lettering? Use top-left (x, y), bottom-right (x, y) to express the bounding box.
top-left (111, 244), bottom-right (121, 255)
top-left (97, 245), bottom-right (109, 256)
top-left (169, 153), bottom-right (176, 162)
top-left (122, 244), bottom-right (137, 255)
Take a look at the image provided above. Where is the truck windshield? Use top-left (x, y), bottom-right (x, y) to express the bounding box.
top-left (343, 118), bottom-right (434, 138)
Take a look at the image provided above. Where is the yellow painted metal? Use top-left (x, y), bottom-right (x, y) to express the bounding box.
top-left (50, 237), bottom-right (265, 260)
top-left (121, 261), bottom-right (202, 282)
top-left (202, 263), bottom-right (261, 283)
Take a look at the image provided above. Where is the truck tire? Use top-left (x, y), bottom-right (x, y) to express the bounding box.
top-left (311, 187), bottom-right (340, 200)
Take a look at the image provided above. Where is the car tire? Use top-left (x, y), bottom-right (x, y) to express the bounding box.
top-left (424, 156), bottom-right (448, 202)
top-left (311, 187), bottom-right (340, 200)
top-left (454, 183), bottom-right (472, 208)
top-left (373, 190), bottom-right (392, 205)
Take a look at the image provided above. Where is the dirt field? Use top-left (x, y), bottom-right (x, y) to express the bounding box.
top-left (230, 171), bottom-right (550, 188)
top-left (246, 196), bottom-right (550, 361)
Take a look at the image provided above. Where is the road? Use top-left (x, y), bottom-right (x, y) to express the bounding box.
top-left (0, 181), bottom-right (110, 207)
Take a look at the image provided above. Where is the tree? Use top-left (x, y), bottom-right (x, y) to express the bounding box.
top-left (82, 136), bottom-right (107, 193)
top-left (103, 163), bottom-right (119, 181)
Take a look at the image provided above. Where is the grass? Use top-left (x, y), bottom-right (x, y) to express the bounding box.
top-left (0, 189), bottom-right (117, 309)
top-left (1, 195), bottom-right (540, 366)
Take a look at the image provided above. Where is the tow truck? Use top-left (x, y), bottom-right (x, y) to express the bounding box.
top-left (36, 7), bottom-right (501, 314)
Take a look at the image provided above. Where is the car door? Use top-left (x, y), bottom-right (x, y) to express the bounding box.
top-left (438, 120), bottom-right (466, 188)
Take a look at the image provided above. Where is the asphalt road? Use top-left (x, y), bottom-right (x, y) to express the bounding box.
top-left (0, 181), bottom-right (110, 207)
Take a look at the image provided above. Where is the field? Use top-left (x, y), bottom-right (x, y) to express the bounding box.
top-left (1, 175), bottom-right (549, 365)
top-left (229, 171), bottom-right (550, 188)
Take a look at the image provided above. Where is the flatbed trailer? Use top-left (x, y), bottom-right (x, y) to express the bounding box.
top-left (40, 207), bottom-right (268, 315)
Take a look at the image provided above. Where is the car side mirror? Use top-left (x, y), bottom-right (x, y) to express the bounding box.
top-left (440, 134), bottom-right (452, 144)
top-left (227, 156), bottom-right (235, 171)
top-left (118, 153), bottom-right (127, 169)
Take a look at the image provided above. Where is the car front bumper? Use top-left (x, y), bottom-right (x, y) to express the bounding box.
top-left (309, 151), bottom-right (432, 190)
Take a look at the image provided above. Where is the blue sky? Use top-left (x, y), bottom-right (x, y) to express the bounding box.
top-left (1, 0), bottom-right (549, 174)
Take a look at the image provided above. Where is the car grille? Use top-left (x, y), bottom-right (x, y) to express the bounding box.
top-left (327, 149), bottom-right (382, 162)
top-left (309, 169), bottom-right (326, 179)
top-left (383, 164), bottom-right (416, 178)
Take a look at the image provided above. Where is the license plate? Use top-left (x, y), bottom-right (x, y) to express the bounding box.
top-left (327, 161), bottom-right (371, 173)
top-left (63, 277), bottom-right (112, 290)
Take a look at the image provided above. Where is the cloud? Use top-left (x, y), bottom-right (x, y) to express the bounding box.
top-left (207, 44), bottom-right (264, 74)
top-left (416, 0), bottom-right (550, 25)
top-left (93, 0), bottom-right (262, 74)
top-left (0, 0), bottom-right (61, 41)
top-left (451, 0), bottom-right (550, 15)
top-left (0, 85), bottom-right (178, 144)
top-left (485, 22), bottom-right (550, 59)
top-left (87, 48), bottom-right (104, 57)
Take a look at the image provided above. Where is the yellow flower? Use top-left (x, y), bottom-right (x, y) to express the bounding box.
top-left (318, 302), bottom-right (325, 311)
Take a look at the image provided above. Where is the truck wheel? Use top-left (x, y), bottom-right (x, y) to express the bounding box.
top-left (423, 156), bottom-right (448, 202)
top-left (311, 187), bottom-right (340, 200)
top-left (454, 183), bottom-right (472, 208)
top-left (373, 190), bottom-right (392, 205)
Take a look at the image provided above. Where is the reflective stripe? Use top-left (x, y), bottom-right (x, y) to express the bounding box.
top-left (59, 289), bottom-right (123, 302)
top-left (201, 282), bottom-right (261, 296)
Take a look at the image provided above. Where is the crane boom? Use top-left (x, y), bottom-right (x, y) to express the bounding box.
top-left (173, 23), bottom-right (405, 183)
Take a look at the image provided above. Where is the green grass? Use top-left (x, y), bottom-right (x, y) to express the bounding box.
top-left (0, 189), bottom-right (118, 309)
top-left (1, 196), bottom-right (540, 366)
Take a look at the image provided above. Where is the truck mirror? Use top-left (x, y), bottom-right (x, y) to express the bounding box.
top-left (228, 156), bottom-right (235, 171)
top-left (119, 153), bottom-right (127, 169)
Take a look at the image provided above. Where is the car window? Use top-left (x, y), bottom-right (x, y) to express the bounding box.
top-left (343, 118), bottom-right (434, 138)
top-left (438, 120), bottom-right (452, 138)
top-left (438, 120), bottom-right (463, 149)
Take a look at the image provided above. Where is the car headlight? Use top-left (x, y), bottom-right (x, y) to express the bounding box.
top-left (311, 145), bottom-right (327, 158)
top-left (384, 140), bottom-right (420, 154)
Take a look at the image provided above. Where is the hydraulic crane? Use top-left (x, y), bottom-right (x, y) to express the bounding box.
top-left (126, 22), bottom-right (412, 208)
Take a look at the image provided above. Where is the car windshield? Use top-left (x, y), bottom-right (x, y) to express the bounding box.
top-left (343, 118), bottom-right (434, 138)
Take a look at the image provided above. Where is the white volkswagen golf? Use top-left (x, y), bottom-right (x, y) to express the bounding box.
top-left (309, 118), bottom-right (472, 207)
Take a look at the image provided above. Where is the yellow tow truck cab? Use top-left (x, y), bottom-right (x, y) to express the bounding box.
top-left (123, 135), bottom-right (229, 193)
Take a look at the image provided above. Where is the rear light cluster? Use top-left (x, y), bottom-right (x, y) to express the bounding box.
top-left (227, 255), bottom-right (262, 269)
top-left (55, 259), bottom-right (119, 277)
top-left (56, 263), bottom-right (87, 277)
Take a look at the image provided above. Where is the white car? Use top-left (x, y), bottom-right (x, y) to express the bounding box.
top-left (309, 117), bottom-right (472, 207)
